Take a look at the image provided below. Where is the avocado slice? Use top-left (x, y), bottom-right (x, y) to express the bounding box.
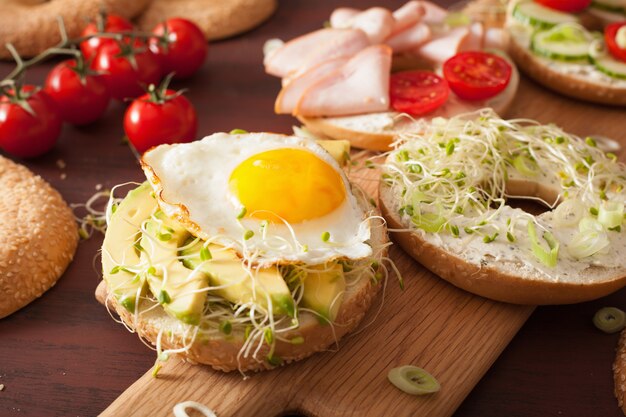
top-left (102, 182), bottom-right (155, 313)
top-left (141, 213), bottom-right (209, 325)
top-left (301, 263), bottom-right (346, 324)
top-left (180, 241), bottom-right (295, 317)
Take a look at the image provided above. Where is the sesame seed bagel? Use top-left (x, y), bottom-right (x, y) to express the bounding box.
top-left (138, 0), bottom-right (277, 41)
top-left (379, 111), bottom-right (626, 305)
top-left (0, 156), bottom-right (78, 318)
top-left (0, 0), bottom-right (151, 59)
top-left (95, 184), bottom-right (387, 372)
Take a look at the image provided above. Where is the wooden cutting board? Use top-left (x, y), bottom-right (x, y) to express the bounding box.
top-left (98, 159), bottom-right (534, 417)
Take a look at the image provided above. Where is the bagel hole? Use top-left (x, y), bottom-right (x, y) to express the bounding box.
top-left (505, 198), bottom-right (551, 216)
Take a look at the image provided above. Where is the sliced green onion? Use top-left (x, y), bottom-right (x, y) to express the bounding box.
top-left (553, 199), bottom-right (584, 227)
top-left (388, 366), bottom-right (440, 395)
top-left (412, 212), bottom-right (446, 233)
top-left (593, 307), bottom-right (626, 334)
top-left (598, 201), bottom-right (624, 229)
top-left (512, 154), bottom-right (538, 177)
top-left (568, 218), bottom-right (609, 259)
top-left (528, 222), bottom-right (559, 267)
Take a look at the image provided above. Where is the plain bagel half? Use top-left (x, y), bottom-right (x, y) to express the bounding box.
top-left (0, 0), bottom-right (151, 59)
top-left (379, 110), bottom-right (626, 305)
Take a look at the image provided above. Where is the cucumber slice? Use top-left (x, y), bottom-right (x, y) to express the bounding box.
top-left (512, 1), bottom-right (579, 29)
top-left (590, 0), bottom-right (625, 13)
top-left (531, 24), bottom-right (593, 62)
top-left (592, 53), bottom-right (626, 79)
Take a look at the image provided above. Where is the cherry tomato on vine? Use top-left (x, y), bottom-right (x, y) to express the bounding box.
top-left (534, 0), bottom-right (592, 13)
top-left (91, 40), bottom-right (162, 101)
top-left (443, 51), bottom-right (512, 101)
top-left (0, 86), bottom-right (62, 158)
top-left (389, 70), bottom-right (450, 116)
top-left (44, 59), bottom-right (110, 125)
top-left (124, 82), bottom-right (197, 153)
top-left (149, 18), bottom-right (208, 79)
top-left (80, 14), bottom-right (133, 60)
top-left (605, 23), bottom-right (626, 63)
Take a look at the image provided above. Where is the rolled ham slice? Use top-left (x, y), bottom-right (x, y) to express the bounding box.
top-left (349, 7), bottom-right (395, 44)
top-left (391, 1), bottom-right (425, 35)
top-left (418, 27), bottom-right (470, 64)
top-left (264, 28), bottom-right (370, 78)
top-left (275, 58), bottom-right (349, 114)
top-left (330, 7), bottom-right (360, 29)
top-left (295, 45), bottom-right (392, 117)
top-left (386, 23), bottom-right (431, 52)
top-left (420, 1), bottom-right (448, 25)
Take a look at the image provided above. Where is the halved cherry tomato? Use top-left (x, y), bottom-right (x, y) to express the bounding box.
top-left (443, 51), bottom-right (512, 101)
top-left (149, 18), bottom-right (208, 79)
top-left (124, 84), bottom-right (197, 153)
top-left (80, 14), bottom-right (133, 60)
top-left (0, 86), bottom-right (62, 158)
top-left (534, 0), bottom-right (592, 13)
top-left (389, 71), bottom-right (450, 116)
top-left (91, 40), bottom-right (162, 101)
top-left (44, 59), bottom-right (110, 125)
top-left (605, 23), bottom-right (626, 63)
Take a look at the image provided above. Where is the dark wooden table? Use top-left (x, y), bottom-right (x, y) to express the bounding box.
top-left (1, 1), bottom-right (624, 416)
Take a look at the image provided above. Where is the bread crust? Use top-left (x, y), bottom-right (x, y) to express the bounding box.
top-left (379, 182), bottom-right (626, 305)
top-left (0, 156), bottom-right (78, 318)
top-left (507, 35), bottom-right (626, 106)
top-left (138, 0), bottom-right (277, 41)
top-left (0, 0), bottom-right (151, 59)
top-left (96, 185), bottom-right (386, 372)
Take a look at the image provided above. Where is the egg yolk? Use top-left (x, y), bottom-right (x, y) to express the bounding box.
top-left (229, 148), bottom-right (346, 224)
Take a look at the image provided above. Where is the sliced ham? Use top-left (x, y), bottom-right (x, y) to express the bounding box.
top-left (418, 27), bottom-right (470, 64)
top-left (459, 22), bottom-right (484, 52)
top-left (275, 58), bottom-right (349, 114)
top-left (330, 7), bottom-right (360, 29)
top-left (420, 1), bottom-right (448, 25)
top-left (391, 1), bottom-right (425, 35)
top-left (295, 45), bottom-right (392, 117)
top-left (386, 23), bottom-right (431, 53)
top-left (264, 28), bottom-right (370, 78)
top-left (349, 7), bottom-right (395, 44)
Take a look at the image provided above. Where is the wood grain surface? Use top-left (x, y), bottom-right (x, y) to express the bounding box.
top-left (1, 1), bottom-right (625, 417)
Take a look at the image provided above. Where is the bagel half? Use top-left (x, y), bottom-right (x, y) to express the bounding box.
top-left (505, 0), bottom-right (626, 106)
top-left (298, 54), bottom-right (520, 152)
top-left (0, 0), bottom-right (151, 59)
top-left (379, 110), bottom-right (626, 305)
top-left (0, 155), bottom-right (78, 318)
top-left (95, 137), bottom-right (388, 372)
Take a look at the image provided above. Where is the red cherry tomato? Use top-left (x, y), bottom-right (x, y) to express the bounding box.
top-left (124, 88), bottom-right (198, 153)
top-left (91, 40), bottom-right (162, 101)
top-left (80, 15), bottom-right (133, 60)
top-left (442, 51), bottom-right (512, 101)
top-left (149, 18), bottom-right (208, 79)
top-left (0, 86), bottom-right (62, 158)
top-left (605, 23), bottom-right (626, 63)
top-left (44, 59), bottom-right (110, 125)
top-left (389, 71), bottom-right (450, 116)
top-left (534, 0), bottom-right (592, 13)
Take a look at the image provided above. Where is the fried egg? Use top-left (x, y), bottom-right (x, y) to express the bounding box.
top-left (141, 132), bottom-right (372, 265)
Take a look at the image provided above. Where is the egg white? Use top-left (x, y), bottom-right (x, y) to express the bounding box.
top-left (141, 132), bottom-right (372, 266)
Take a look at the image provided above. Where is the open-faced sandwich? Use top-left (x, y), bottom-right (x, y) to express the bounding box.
top-left (379, 109), bottom-right (626, 305)
top-left (506, 0), bottom-right (626, 105)
top-left (264, 1), bottom-right (519, 151)
top-left (96, 133), bottom-right (389, 372)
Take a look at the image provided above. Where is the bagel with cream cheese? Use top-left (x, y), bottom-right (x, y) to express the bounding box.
top-left (505, 0), bottom-right (626, 106)
top-left (96, 133), bottom-right (388, 372)
top-left (264, 1), bottom-right (518, 151)
top-left (0, 0), bottom-right (150, 59)
top-left (379, 109), bottom-right (626, 305)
